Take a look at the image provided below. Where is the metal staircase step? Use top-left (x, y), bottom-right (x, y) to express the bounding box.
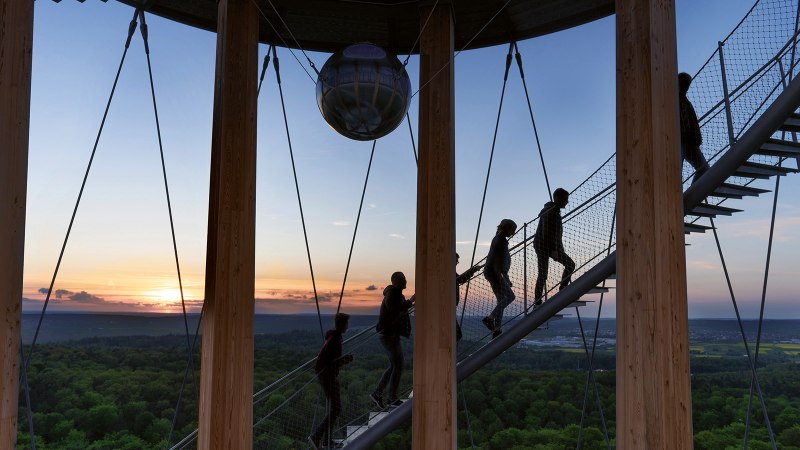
top-left (689, 203), bottom-right (742, 218)
top-left (344, 406), bottom-right (402, 443)
top-left (779, 114), bottom-right (800, 133)
top-left (734, 161), bottom-right (798, 179)
top-left (757, 139), bottom-right (800, 158)
top-left (684, 222), bottom-right (712, 234)
top-left (567, 300), bottom-right (589, 308)
top-left (368, 411), bottom-right (389, 426)
top-left (712, 183), bottom-right (769, 198)
top-left (585, 286), bottom-right (609, 294)
top-left (346, 424), bottom-right (368, 442)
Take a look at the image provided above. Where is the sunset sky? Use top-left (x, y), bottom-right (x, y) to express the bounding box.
top-left (22, 0), bottom-right (800, 318)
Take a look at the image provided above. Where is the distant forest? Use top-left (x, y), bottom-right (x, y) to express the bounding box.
top-left (15, 324), bottom-right (800, 449)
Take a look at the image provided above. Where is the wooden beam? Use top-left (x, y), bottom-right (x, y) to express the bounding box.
top-left (413, 4), bottom-right (457, 449)
top-left (0, 0), bottom-right (34, 446)
top-left (615, 0), bottom-right (693, 448)
top-left (197, 0), bottom-right (258, 448)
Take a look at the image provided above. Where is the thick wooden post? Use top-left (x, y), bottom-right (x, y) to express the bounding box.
top-left (413, 4), bottom-right (457, 449)
top-left (0, 0), bottom-right (34, 446)
top-left (616, 0), bottom-right (693, 448)
top-left (197, 0), bottom-right (258, 448)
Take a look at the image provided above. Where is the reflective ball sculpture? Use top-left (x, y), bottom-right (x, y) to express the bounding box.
top-left (316, 43), bottom-right (411, 141)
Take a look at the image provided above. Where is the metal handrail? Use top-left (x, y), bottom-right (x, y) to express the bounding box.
top-left (697, 27), bottom-right (800, 123)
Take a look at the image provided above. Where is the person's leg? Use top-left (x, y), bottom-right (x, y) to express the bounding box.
top-left (326, 378), bottom-right (342, 446)
top-left (374, 335), bottom-right (394, 400)
top-left (534, 248), bottom-right (549, 303)
top-left (554, 251), bottom-right (576, 290)
top-left (686, 145), bottom-right (709, 183)
top-left (310, 376), bottom-right (334, 444)
top-left (387, 336), bottom-right (404, 402)
top-left (680, 142), bottom-right (688, 179)
top-left (485, 276), bottom-right (502, 328)
top-left (493, 277), bottom-right (515, 329)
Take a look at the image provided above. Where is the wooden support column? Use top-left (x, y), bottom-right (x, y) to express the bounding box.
top-left (198, 0), bottom-right (258, 448)
top-left (413, 4), bottom-right (457, 449)
top-left (0, 0), bottom-right (34, 447)
top-left (616, 1), bottom-right (693, 449)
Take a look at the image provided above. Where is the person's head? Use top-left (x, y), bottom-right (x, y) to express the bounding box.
top-left (455, 252), bottom-right (460, 265)
top-left (391, 271), bottom-right (407, 290)
top-left (334, 312), bottom-right (350, 332)
top-left (678, 72), bottom-right (692, 96)
top-left (554, 188), bottom-right (570, 208)
top-left (496, 219), bottom-right (517, 237)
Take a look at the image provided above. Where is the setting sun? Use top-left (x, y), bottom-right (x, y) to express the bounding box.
top-left (144, 288), bottom-right (189, 303)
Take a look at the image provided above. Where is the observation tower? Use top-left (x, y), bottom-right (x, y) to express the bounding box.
top-left (4, 0), bottom-right (744, 448)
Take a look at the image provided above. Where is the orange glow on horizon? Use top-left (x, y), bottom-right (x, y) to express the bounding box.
top-left (22, 275), bottom-right (394, 314)
top-left (141, 288), bottom-right (193, 303)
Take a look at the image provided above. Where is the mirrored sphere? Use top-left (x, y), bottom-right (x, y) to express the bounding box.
top-left (316, 43), bottom-right (411, 141)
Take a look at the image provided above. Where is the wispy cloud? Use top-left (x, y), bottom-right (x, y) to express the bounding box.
top-left (27, 288), bottom-right (160, 311)
top-left (332, 220), bottom-right (350, 226)
top-left (687, 259), bottom-right (719, 271)
top-left (722, 215), bottom-right (800, 242)
top-left (389, 233), bottom-right (405, 239)
top-left (368, 203), bottom-right (377, 209)
top-left (256, 291), bottom-right (333, 306)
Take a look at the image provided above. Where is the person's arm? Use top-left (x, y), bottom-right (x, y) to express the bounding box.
top-left (401, 295), bottom-right (414, 312)
top-left (335, 354), bottom-right (354, 368)
top-left (456, 264), bottom-right (482, 285)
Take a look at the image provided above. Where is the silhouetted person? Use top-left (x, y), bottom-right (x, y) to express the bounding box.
top-left (679, 72), bottom-right (709, 183)
top-left (482, 219), bottom-right (517, 338)
top-left (371, 272), bottom-right (414, 409)
top-left (309, 313), bottom-right (353, 450)
top-left (534, 188), bottom-right (576, 305)
top-left (455, 252), bottom-right (483, 341)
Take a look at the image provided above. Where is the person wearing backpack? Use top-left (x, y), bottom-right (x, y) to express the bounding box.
top-left (308, 313), bottom-right (354, 450)
top-left (371, 272), bottom-right (414, 409)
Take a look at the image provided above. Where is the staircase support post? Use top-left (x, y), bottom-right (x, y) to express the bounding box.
top-left (718, 42), bottom-right (737, 146)
top-left (198, 0), bottom-right (258, 448)
top-left (0, 0), bottom-right (34, 446)
top-left (414, 3), bottom-right (457, 449)
top-left (523, 224), bottom-right (528, 315)
top-left (616, 1), bottom-right (694, 449)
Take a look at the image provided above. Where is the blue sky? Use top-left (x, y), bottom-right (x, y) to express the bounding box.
top-left (23, 0), bottom-right (799, 318)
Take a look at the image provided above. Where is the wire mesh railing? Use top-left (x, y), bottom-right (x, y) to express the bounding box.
top-left (687, 0), bottom-right (800, 188)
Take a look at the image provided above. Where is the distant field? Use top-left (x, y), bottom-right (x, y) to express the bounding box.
top-left (562, 348), bottom-right (587, 354)
top-left (690, 342), bottom-right (800, 356)
top-left (21, 314), bottom-right (800, 346)
top-left (765, 343), bottom-right (800, 355)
